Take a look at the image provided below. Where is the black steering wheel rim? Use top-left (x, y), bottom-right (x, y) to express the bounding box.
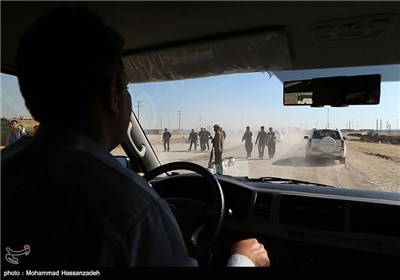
top-left (143, 161), bottom-right (225, 258)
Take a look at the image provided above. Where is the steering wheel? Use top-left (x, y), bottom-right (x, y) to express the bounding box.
top-left (143, 162), bottom-right (225, 258)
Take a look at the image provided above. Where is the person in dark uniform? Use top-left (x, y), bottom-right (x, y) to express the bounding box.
top-left (210, 124), bottom-right (225, 174)
top-left (266, 127), bottom-right (277, 159)
top-left (241, 126), bottom-right (253, 158)
top-left (188, 128), bottom-right (198, 151)
top-left (198, 127), bottom-right (206, 150)
top-left (162, 127), bottom-right (172, 151)
top-left (255, 126), bottom-right (267, 159)
top-left (204, 128), bottom-right (211, 150)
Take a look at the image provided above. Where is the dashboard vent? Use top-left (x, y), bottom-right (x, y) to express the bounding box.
top-left (254, 193), bottom-right (273, 219)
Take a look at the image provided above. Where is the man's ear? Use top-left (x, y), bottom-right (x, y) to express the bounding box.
top-left (108, 78), bottom-right (120, 114)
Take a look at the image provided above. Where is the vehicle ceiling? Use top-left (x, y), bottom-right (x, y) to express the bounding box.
top-left (2, 1), bottom-right (400, 82)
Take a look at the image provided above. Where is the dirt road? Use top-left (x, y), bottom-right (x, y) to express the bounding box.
top-left (148, 132), bottom-right (400, 193)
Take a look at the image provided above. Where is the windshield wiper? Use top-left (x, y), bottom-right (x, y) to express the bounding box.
top-left (235, 176), bottom-right (334, 188)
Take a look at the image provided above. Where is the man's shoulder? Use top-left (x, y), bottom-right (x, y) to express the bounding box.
top-left (3, 140), bottom-right (160, 209)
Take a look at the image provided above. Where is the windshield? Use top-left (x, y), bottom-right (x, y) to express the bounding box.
top-left (129, 65), bottom-right (399, 192)
top-left (1, 65), bottom-right (399, 193)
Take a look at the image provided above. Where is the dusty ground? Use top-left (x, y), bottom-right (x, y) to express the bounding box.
top-left (146, 132), bottom-right (399, 193)
top-left (347, 138), bottom-right (400, 163)
top-left (3, 132), bottom-right (398, 193)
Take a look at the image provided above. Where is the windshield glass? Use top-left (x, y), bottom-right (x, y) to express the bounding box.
top-left (129, 65), bottom-right (399, 192)
top-left (1, 65), bottom-right (399, 193)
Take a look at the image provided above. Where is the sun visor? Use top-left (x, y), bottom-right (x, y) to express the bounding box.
top-left (124, 29), bottom-right (292, 83)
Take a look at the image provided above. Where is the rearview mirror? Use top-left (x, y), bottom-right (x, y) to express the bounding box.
top-left (283, 74), bottom-right (381, 107)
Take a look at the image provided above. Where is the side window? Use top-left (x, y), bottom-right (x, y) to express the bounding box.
top-left (1, 73), bottom-right (38, 148)
top-left (333, 132), bottom-right (340, 139)
top-left (110, 144), bottom-right (127, 157)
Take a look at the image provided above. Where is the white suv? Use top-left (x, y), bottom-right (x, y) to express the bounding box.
top-left (304, 129), bottom-right (347, 164)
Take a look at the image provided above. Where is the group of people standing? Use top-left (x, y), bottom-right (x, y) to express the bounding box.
top-left (188, 127), bottom-right (212, 151)
top-left (164, 125), bottom-right (276, 165)
top-left (163, 125), bottom-right (226, 174)
top-left (161, 127), bottom-right (216, 153)
top-left (242, 126), bottom-right (276, 160)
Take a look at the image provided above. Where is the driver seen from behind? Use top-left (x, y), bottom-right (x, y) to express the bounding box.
top-left (1, 6), bottom-right (270, 267)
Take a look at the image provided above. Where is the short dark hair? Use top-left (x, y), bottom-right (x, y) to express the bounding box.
top-left (17, 6), bottom-right (125, 125)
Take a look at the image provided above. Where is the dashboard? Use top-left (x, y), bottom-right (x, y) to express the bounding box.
top-left (212, 175), bottom-right (400, 269)
top-left (153, 173), bottom-right (400, 269)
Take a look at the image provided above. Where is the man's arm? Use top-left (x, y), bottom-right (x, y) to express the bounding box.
top-left (227, 238), bottom-right (270, 267)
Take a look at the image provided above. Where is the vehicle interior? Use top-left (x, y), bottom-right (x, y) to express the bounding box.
top-left (2, 1), bottom-right (399, 276)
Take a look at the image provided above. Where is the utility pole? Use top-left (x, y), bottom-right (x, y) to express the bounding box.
top-left (327, 109), bottom-right (330, 129)
top-left (177, 110), bottom-right (182, 133)
top-left (199, 115), bottom-right (202, 128)
top-left (135, 100), bottom-right (143, 121)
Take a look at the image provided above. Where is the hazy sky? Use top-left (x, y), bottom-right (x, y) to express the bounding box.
top-left (2, 70), bottom-right (399, 132)
top-left (128, 71), bottom-right (400, 132)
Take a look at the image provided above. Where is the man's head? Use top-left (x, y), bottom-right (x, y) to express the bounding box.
top-left (213, 124), bottom-right (220, 132)
top-left (269, 127), bottom-right (273, 132)
top-left (17, 6), bottom-right (126, 126)
top-left (246, 126), bottom-right (250, 130)
top-left (10, 120), bottom-right (19, 130)
top-left (260, 126), bottom-right (265, 130)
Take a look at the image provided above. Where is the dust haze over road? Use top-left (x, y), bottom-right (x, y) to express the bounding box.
top-left (147, 130), bottom-right (399, 193)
